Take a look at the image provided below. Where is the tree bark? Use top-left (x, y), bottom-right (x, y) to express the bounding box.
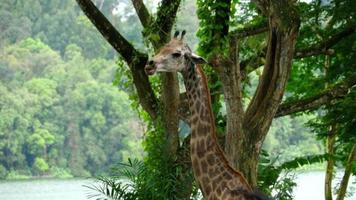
top-left (219, 38), bottom-right (245, 167)
top-left (161, 73), bottom-right (180, 156)
top-left (336, 144), bottom-right (356, 200)
top-left (131, 0), bottom-right (152, 28)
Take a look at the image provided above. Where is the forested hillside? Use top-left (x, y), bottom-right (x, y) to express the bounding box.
top-left (0, 0), bottom-right (326, 180)
top-left (0, 0), bottom-right (143, 179)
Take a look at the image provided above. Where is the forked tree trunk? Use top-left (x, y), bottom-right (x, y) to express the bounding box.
top-left (224, 0), bottom-right (300, 186)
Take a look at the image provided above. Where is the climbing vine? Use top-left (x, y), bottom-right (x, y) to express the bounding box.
top-left (197, 0), bottom-right (239, 58)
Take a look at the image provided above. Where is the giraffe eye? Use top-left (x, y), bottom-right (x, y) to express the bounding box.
top-left (172, 52), bottom-right (181, 58)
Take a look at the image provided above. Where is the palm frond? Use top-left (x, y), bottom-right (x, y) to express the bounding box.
top-left (84, 159), bottom-right (145, 200)
top-left (110, 158), bottom-right (145, 182)
top-left (84, 176), bottom-right (132, 200)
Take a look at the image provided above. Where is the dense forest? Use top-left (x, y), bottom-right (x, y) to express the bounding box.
top-left (0, 0), bottom-right (144, 178)
top-left (1, 0), bottom-right (355, 200)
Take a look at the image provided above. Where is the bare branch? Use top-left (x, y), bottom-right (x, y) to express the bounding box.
top-left (240, 26), bottom-right (356, 76)
top-left (76, 0), bottom-right (144, 64)
top-left (275, 78), bottom-right (356, 117)
top-left (131, 0), bottom-right (152, 28)
top-left (229, 22), bottom-right (268, 39)
top-left (295, 26), bottom-right (356, 58)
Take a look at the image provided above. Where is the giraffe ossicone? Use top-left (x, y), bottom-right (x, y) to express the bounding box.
top-left (145, 31), bottom-right (267, 200)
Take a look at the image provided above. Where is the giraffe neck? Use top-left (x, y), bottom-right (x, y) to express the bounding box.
top-left (181, 60), bottom-right (252, 199)
top-left (182, 61), bottom-right (217, 147)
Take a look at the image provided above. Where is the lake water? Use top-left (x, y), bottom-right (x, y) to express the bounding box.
top-left (0, 171), bottom-right (354, 200)
top-left (0, 178), bottom-right (92, 200)
top-left (294, 171), bottom-right (355, 200)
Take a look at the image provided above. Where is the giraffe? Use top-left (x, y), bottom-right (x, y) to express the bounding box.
top-left (145, 31), bottom-right (265, 200)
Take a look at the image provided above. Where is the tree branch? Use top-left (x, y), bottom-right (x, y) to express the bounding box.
top-left (240, 50), bottom-right (265, 77)
top-left (76, 0), bottom-right (144, 64)
top-left (75, 0), bottom-right (159, 119)
top-left (229, 22), bottom-right (268, 39)
top-left (275, 78), bottom-right (356, 117)
top-left (152, 0), bottom-right (182, 46)
top-left (131, 0), bottom-right (152, 28)
top-left (295, 26), bottom-right (356, 58)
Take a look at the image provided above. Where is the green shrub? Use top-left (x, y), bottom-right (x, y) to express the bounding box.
top-left (33, 157), bottom-right (49, 175)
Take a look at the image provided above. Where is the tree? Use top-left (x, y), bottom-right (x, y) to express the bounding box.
top-left (76, 0), bottom-right (355, 194)
top-left (32, 157), bottom-right (49, 175)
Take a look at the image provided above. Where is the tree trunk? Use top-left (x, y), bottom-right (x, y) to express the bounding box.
top-left (161, 72), bottom-right (180, 157)
top-left (336, 144), bottom-right (356, 200)
top-left (233, 130), bottom-right (261, 186)
top-left (325, 125), bottom-right (336, 200)
top-left (176, 135), bottom-right (194, 200)
top-left (219, 38), bottom-right (245, 166)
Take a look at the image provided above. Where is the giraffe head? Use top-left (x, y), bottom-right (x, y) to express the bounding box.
top-left (145, 31), bottom-right (207, 75)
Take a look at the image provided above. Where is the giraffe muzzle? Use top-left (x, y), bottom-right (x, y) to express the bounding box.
top-left (145, 60), bottom-right (157, 75)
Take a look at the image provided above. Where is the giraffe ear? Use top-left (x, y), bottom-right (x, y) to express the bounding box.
top-left (180, 30), bottom-right (186, 40)
top-left (189, 53), bottom-right (207, 64)
top-left (174, 31), bottom-right (179, 38)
